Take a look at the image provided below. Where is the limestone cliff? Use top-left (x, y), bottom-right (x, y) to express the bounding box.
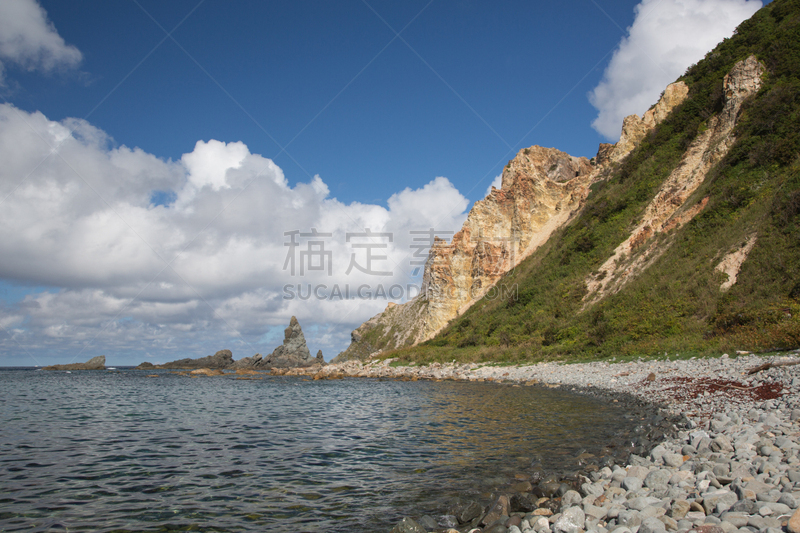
top-left (334, 82), bottom-right (689, 362)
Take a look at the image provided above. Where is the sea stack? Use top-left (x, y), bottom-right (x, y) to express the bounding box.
top-left (263, 316), bottom-right (318, 368)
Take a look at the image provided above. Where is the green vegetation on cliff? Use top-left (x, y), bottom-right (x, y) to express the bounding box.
top-left (388, 0), bottom-right (800, 364)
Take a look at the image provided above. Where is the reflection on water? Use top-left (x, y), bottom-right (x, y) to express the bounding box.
top-left (0, 369), bottom-right (639, 532)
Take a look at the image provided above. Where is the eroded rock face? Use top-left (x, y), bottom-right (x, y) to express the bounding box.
top-left (43, 355), bottom-right (106, 371)
top-left (609, 82), bottom-right (690, 164)
top-left (584, 56), bottom-right (764, 304)
top-left (335, 75), bottom-right (691, 361)
top-left (419, 146), bottom-right (595, 339)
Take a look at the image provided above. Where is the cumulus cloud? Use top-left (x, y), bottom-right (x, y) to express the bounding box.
top-left (0, 0), bottom-right (82, 84)
top-left (589, 0), bottom-right (762, 140)
top-left (0, 103), bottom-right (470, 364)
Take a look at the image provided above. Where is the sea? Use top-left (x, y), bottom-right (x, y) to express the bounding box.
top-left (0, 367), bottom-right (643, 532)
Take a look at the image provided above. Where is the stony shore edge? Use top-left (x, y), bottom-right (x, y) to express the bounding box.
top-left (277, 351), bottom-right (800, 533)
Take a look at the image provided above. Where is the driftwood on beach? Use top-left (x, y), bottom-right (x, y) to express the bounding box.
top-left (747, 359), bottom-right (800, 375)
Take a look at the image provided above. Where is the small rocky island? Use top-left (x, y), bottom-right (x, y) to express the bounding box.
top-left (43, 355), bottom-right (106, 371)
top-left (137, 316), bottom-right (324, 371)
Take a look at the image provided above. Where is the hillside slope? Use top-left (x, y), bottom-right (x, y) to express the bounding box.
top-left (333, 82), bottom-right (690, 363)
top-left (339, 0), bottom-right (800, 363)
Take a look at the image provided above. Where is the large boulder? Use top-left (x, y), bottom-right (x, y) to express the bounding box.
top-left (44, 355), bottom-right (106, 370)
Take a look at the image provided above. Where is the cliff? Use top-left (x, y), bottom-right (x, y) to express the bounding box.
top-left (334, 84), bottom-right (688, 362)
top-left (339, 0), bottom-right (800, 361)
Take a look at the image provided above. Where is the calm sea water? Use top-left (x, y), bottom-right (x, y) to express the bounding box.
top-left (0, 368), bottom-right (641, 532)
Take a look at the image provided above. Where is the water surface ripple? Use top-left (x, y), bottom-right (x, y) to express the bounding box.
top-left (0, 369), bottom-right (639, 532)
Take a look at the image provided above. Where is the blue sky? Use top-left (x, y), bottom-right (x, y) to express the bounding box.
top-left (0, 0), bottom-right (764, 366)
top-left (20, 1), bottom-right (640, 204)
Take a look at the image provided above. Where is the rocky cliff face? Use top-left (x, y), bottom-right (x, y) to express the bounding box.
top-left (334, 82), bottom-right (690, 362)
top-left (584, 56), bottom-right (764, 304)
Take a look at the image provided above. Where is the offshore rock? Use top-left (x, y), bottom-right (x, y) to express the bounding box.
top-left (146, 350), bottom-right (234, 370)
top-left (263, 316), bottom-right (317, 369)
top-left (43, 355), bottom-right (106, 371)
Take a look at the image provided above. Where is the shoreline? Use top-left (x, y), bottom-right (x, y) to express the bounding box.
top-left (279, 351), bottom-right (800, 533)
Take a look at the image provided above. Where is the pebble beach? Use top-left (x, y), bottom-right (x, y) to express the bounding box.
top-left (280, 350), bottom-right (800, 533)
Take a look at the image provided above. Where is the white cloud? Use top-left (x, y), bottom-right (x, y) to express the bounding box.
top-left (0, 103), bottom-right (470, 364)
top-left (589, 0), bottom-right (762, 140)
top-left (0, 0), bottom-right (82, 84)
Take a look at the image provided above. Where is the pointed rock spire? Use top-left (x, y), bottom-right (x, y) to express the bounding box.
top-left (264, 316), bottom-right (316, 368)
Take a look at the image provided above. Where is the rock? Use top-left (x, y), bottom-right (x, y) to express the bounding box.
top-left (618, 510), bottom-right (643, 528)
top-left (44, 355), bottom-right (106, 370)
top-left (451, 500), bottom-right (483, 524)
top-left (417, 516), bottom-right (438, 530)
top-left (719, 512), bottom-right (749, 527)
top-left (629, 497), bottom-right (661, 512)
top-left (553, 506), bottom-right (585, 533)
top-left (263, 317), bottom-right (318, 369)
top-left (639, 517), bottom-right (667, 533)
top-left (510, 492), bottom-right (536, 513)
top-left (690, 526), bottom-right (724, 533)
top-left (670, 501), bottom-right (691, 519)
top-left (229, 353), bottom-right (263, 370)
top-left (663, 454), bottom-right (684, 468)
top-left (702, 489), bottom-right (738, 515)
top-left (390, 517), bottom-right (427, 533)
top-left (711, 436), bottom-right (734, 453)
top-left (628, 466), bottom-right (651, 480)
top-left (623, 477), bottom-right (643, 491)
top-left (659, 515), bottom-right (678, 531)
top-left (585, 504), bottom-right (607, 520)
top-left (315, 350), bottom-right (325, 365)
top-left (513, 481), bottom-right (534, 493)
top-left (482, 495), bottom-right (510, 527)
top-left (189, 368), bottom-right (225, 376)
top-left (728, 499), bottom-right (757, 514)
top-left (561, 490), bottom-right (582, 509)
top-left (645, 469), bottom-right (672, 489)
top-left (788, 508), bottom-right (800, 533)
top-left (152, 350), bottom-right (234, 370)
top-left (779, 493), bottom-right (798, 508)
